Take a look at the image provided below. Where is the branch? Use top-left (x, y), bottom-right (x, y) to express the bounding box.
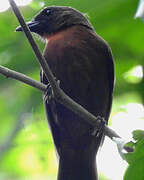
top-left (0, 66), bottom-right (133, 154)
top-left (0, 65), bottom-right (46, 92)
top-left (0, 64), bottom-right (120, 141)
top-left (8, 0), bottom-right (59, 92)
top-left (7, 0), bottom-right (133, 152)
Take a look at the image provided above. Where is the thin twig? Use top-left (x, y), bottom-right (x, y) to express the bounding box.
top-left (0, 65), bottom-right (46, 92)
top-left (0, 65), bottom-right (133, 152)
top-left (0, 60), bottom-right (120, 142)
top-left (8, 0), bottom-right (59, 92)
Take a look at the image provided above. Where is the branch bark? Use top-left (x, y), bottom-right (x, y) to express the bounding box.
top-left (0, 65), bottom-right (46, 92)
top-left (6, 0), bottom-right (132, 152)
top-left (0, 64), bottom-right (120, 141)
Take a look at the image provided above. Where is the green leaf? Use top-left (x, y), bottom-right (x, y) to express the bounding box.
top-left (133, 130), bottom-right (144, 141)
top-left (30, 1), bottom-right (45, 10)
top-left (124, 138), bottom-right (144, 179)
top-left (124, 158), bottom-right (144, 180)
top-left (124, 138), bottom-right (144, 164)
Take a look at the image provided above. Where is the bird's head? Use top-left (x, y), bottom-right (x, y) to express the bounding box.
top-left (16, 6), bottom-right (93, 37)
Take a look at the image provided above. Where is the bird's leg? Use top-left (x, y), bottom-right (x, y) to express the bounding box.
top-left (43, 78), bottom-right (60, 104)
top-left (91, 116), bottom-right (106, 137)
top-left (43, 83), bottom-right (53, 103)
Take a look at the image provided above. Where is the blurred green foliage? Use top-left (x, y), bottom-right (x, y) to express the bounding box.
top-left (124, 130), bottom-right (144, 180)
top-left (0, 0), bottom-right (143, 179)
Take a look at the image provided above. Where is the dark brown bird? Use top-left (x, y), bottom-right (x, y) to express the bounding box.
top-left (16, 6), bottom-right (114, 180)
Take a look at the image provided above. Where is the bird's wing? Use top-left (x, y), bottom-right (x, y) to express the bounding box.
top-left (40, 68), bottom-right (61, 155)
top-left (105, 47), bottom-right (115, 121)
top-left (40, 28), bottom-right (115, 152)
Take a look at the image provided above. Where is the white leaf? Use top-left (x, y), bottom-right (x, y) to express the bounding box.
top-left (135, 0), bottom-right (144, 21)
top-left (112, 137), bottom-right (128, 159)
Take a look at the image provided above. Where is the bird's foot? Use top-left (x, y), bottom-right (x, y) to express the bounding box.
top-left (91, 116), bottom-right (106, 137)
top-left (43, 83), bottom-right (53, 103)
top-left (43, 78), bottom-right (60, 104)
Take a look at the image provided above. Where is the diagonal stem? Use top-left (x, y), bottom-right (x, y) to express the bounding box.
top-left (0, 65), bottom-right (46, 92)
top-left (8, 0), bottom-right (58, 91)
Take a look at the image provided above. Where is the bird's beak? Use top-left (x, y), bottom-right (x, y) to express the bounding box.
top-left (15, 20), bottom-right (41, 33)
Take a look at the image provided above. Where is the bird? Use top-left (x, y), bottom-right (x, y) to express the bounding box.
top-left (16, 6), bottom-right (115, 180)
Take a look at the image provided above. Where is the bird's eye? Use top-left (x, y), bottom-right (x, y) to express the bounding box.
top-left (46, 9), bottom-right (51, 15)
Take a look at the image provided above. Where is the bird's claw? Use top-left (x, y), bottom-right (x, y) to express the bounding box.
top-left (43, 78), bottom-right (60, 104)
top-left (91, 116), bottom-right (106, 137)
top-left (43, 83), bottom-right (53, 103)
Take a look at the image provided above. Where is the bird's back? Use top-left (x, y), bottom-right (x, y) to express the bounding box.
top-left (41, 25), bottom-right (114, 155)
